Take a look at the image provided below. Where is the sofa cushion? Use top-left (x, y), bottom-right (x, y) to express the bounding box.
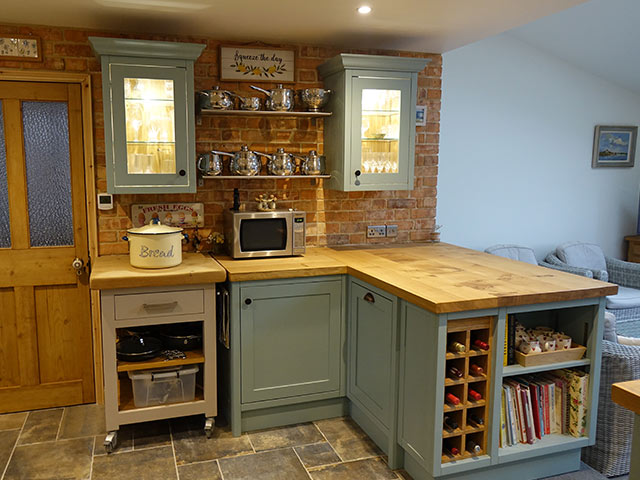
top-left (556, 242), bottom-right (607, 275)
top-left (484, 244), bottom-right (538, 265)
top-left (603, 311), bottom-right (618, 342)
top-left (606, 286), bottom-right (640, 309)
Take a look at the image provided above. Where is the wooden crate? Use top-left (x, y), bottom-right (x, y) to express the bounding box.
top-left (515, 343), bottom-right (586, 367)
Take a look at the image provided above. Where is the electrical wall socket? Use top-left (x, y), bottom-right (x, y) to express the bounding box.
top-left (367, 225), bottom-right (386, 238)
top-left (386, 225), bottom-right (398, 237)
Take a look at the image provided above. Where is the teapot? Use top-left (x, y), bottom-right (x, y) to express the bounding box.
top-left (293, 150), bottom-right (326, 175)
top-left (254, 148), bottom-right (296, 176)
top-left (214, 146), bottom-right (262, 176)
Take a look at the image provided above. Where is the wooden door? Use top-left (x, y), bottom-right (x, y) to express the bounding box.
top-left (0, 81), bottom-right (95, 412)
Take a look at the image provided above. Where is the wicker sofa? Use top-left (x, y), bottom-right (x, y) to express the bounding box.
top-left (543, 241), bottom-right (640, 476)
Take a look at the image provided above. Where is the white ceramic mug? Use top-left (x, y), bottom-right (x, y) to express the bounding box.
top-left (555, 334), bottom-right (572, 350)
top-left (519, 340), bottom-right (541, 354)
top-left (540, 336), bottom-right (556, 352)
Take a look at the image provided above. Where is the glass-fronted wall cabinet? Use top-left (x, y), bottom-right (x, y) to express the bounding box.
top-left (318, 54), bottom-right (429, 191)
top-left (89, 37), bottom-right (205, 193)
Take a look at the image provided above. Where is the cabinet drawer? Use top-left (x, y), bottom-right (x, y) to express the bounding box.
top-left (114, 289), bottom-right (204, 320)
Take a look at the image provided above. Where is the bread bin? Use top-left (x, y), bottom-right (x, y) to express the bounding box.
top-left (122, 220), bottom-right (188, 268)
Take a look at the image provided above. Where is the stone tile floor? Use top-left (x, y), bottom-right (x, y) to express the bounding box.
top-left (0, 404), bottom-right (627, 480)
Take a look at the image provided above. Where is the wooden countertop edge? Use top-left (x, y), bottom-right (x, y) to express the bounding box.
top-left (225, 266), bottom-right (348, 282)
top-left (90, 271), bottom-right (227, 290)
top-left (346, 267), bottom-right (616, 314)
top-left (612, 380), bottom-right (640, 415)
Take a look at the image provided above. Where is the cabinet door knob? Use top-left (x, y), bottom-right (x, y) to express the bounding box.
top-left (354, 170), bottom-right (361, 186)
top-left (245, 298), bottom-right (252, 305)
top-left (364, 292), bottom-right (375, 303)
top-left (179, 169), bottom-right (186, 176)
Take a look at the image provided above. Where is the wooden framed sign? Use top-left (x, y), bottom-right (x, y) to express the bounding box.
top-left (0, 35), bottom-right (41, 61)
top-left (220, 46), bottom-right (294, 82)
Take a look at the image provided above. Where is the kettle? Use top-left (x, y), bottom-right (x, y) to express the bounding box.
top-left (221, 145), bottom-right (262, 176)
top-left (293, 150), bottom-right (326, 175)
top-left (254, 148), bottom-right (296, 176)
top-left (250, 84), bottom-right (295, 111)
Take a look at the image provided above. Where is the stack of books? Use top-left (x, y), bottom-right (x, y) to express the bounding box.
top-left (500, 369), bottom-right (589, 447)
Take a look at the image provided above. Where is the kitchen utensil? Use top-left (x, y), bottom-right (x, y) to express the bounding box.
top-left (254, 148), bottom-right (296, 176)
top-left (229, 93), bottom-right (261, 111)
top-left (293, 150), bottom-right (326, 175)
top-left (298, 88), bottom-right (332, 112)
top-left (157, 322), bottom-right (202, 350)
top-left (228, 145), bottom-right (262, 176)
top-left (197, 152), bottom-right (224, 176)
top-left (122, 219), bottom-right (189, 269)
top-left (117, 335), bottom-right (163, 362)
top-left (198, 86), bottom-right (234, 110)
top-left (250, 84), bottom-right (295, 111)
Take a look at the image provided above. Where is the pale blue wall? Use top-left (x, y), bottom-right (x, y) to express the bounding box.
top-left (438, 33), bottom-right (640, 259)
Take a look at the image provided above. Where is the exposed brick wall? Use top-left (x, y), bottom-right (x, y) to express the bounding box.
top-left (0, 24), bottom-right (441, 255)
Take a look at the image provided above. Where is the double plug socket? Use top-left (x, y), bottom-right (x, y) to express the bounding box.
top-left (367, 225), bottom-right (398, 238)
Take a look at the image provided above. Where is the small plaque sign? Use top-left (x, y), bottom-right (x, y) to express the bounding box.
top-left (220, 46), bottom-right (294, 82)
top-left (132, 203), bottom-right (204, 228)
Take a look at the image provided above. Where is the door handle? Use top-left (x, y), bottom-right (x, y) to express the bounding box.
top-left (364, 292), bottom-right (375, 304)
top-left (143, 301), bottom-right (178, 310)
top-left (71, 257), bottom-right (85, 276)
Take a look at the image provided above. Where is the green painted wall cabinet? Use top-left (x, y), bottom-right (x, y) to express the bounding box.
top-left (89, 37), bottom-right (204, 194)
top-left (318, 54), bottom-right (429, 191)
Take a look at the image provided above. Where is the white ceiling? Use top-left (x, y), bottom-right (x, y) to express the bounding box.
top-left (1, 0), bottom-right (586, 53)
top-left (509, 0), bottom-right (640, 95)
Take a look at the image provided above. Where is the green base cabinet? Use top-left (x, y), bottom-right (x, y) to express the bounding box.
top-left (89, 37), bottom-right (204, 194)
top-left (318, 54), bottom-right (429, 191)
top-left (347, 278), bottom-right (402, 467)
top-left (224, 276), bottom-right (347, 436)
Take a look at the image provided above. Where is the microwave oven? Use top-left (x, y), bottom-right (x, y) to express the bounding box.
top-left (224, 209), bottom-right (305, 259)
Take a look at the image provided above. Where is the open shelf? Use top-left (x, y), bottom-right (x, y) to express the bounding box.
top-left (498, 434), bottom-right (589, 463)
top-left (502, 358), bottom-right (590, 378)
top-left (117, 349), bottom-right (204, 373)
top-left (202, 174), bottom-right (330, 180)
top-left (198, 109), bottom-right (331, 118)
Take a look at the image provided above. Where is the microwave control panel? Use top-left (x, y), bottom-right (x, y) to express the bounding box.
top-left (292, 212), bottom-right (306, 255)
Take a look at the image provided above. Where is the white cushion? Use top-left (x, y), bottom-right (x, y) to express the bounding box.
top-left (556, 242), bottom-right (607, 273)
top-left (606, 286), bottom-right (640, 309)
top-left (484, 244), bottom-right (538, 265)
top-left (617, 335), bottom-right (640, 346)
top-left (603, 311), bottom-right (617, 342)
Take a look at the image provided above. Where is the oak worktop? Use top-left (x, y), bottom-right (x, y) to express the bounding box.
top-left (89, 253), bottom-right (227, 290)
top-left (216, 243), bottom-right (617, 313)
top-left (612, 379), bottom-right (640, 416)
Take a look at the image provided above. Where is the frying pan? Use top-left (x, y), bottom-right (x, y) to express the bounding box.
top-left (117, 335), bottom-right (163, 362)
top-left (156, 322), bottom-right (202, 351)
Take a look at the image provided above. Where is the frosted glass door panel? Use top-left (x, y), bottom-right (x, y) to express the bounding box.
top-left (361, 89), bottom-right (400, 174)
top-left (124, 78), bottom-right (176, 174)
top-left (0, 101), bottom-right (10, 248)
top-left (23, 101), bottom-right (74, 247)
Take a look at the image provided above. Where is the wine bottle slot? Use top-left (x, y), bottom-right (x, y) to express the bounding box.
top-left (473, 339), bottom-right (489, 350)
top-left (469, 363), bottom-right (484, 375)
top-left (468, 389), bottom-right (482, 401)
top-left (448, 341), bottom-right (466, 353)
top-left (466, 439), bottom-right (482, 454)
top-left (447, 366), bottom-right (463, 379)
top-left (445, 392), bottom-right (460, 405)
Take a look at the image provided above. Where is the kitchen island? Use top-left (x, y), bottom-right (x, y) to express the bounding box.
top-left (215, 243), bottom-right (616, 480)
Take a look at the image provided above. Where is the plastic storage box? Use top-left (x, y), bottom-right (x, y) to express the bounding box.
top-left (127, 365), bottom-right (199, 408)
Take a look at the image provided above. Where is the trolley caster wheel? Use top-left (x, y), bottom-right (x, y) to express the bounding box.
top-left (104, 431), bottom-right (118, 454)
top-left (204, 417), bottom-right (215, 439)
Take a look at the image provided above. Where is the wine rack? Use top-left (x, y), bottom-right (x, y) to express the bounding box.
top-left (442, 317), bottom-right (493, 463)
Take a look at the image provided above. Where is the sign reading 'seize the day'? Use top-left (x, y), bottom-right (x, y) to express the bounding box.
top-left (220, 46), bottom-right (294, 82)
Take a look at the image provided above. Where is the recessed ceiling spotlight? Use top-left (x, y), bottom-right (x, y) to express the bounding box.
top-left (357, 5), bottom-right (372, 14)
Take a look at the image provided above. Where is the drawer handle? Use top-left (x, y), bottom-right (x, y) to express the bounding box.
top-left (143, 301), bottom-right (178, 310)
top-left (364, 292), bottom-right (375, 304)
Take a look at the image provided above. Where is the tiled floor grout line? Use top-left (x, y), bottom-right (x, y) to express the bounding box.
top-left (88, 430), bottom-right (97, 480)
top-left (168, 422), bottom-right (180, 480)
top-left (1, 412), bottom-right (29, 480)
top-left (291, 446), bottom-right (314, 480)
top-left (14, 433), bottom-right (97, 447)
top-left (245, 433), bottom-right (257, 454)
top-left (55, 407), bottom-right (66, 441)
top-left (311, 421), bottom-right (345, 463)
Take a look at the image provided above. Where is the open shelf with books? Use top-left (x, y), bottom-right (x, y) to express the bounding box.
top-left (441, 317), bottom-right (493, 464)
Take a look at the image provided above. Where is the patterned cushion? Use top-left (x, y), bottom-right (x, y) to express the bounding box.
top-left (484, 244), bottom-right (538, 265)
top-left (606, 286), bottom-right (640, 309)
top-left (603, 311), bottom-right (618, 342)
top-left (556, 242), bottom-right (608, 280)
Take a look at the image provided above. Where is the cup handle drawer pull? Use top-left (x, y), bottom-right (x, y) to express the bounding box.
top-left (364, 292), bottom-right (375, 303)
top-left (143, 301), bottom-right (178, 310)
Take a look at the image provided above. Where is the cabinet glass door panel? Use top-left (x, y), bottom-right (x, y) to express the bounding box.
top-left (109, 64), bottom-right (188, 189)
top-left (124, 78), bottom-right (176, 174)
top-left (351, 76), bottom-right (411, 189)
top-left (361, 89), bottom-right (400, 174)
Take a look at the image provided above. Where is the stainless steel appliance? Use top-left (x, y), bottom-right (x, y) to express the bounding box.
top-left (224, 209), bottom-right (305, 258)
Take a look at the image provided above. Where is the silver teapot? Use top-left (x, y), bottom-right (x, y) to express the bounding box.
top-left (294, 150), bottom-right (326, 175)
top-left (255, 148), bottom-right (296, 176)
top-left (229, 93), bottom-right (261, 111)
top-left (250, 84), bottom-right (295, 111)
top-left (225, 145), bottom-right (262, 176)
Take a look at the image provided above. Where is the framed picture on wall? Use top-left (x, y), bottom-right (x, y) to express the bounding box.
top-left (592, 125), bottom-right (637, 168)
